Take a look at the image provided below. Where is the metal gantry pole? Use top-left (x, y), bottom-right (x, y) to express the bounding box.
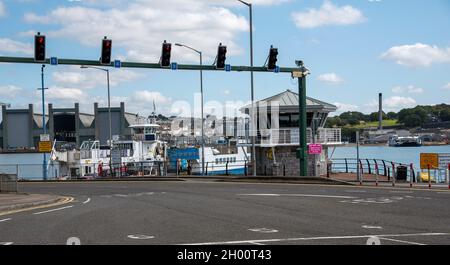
top-left (41, 65), bottom-right (48, 180)
top-left (249, 3), bottom-right (256, 177)
top-left (298, 75), bottom-right (307, 176)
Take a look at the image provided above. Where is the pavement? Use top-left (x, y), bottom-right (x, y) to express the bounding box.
top-left (1, 179), bottom-right (450, 245)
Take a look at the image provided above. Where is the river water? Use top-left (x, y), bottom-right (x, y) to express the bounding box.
top-left (329, 145), bottom-right (450, 168)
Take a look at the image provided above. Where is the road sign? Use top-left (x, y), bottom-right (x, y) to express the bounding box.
top-left (438, 153), bottom-right (450, 169)
top-left (40, 134), bottom-right (50, 142)
top-left (420, 153), bottom-right (439, 169)
top-left (50, 57), bottom-right (58, 65)
top-left (225, 64), bottom-right (231, 72)
top-left (308, 144), bottom-right (322, 155)
top-left (114, 60), bottom-right (121, 68)
top-left (171, 62), bottom-right (178, 70)
top-left (39, 141), bottom-right (52, 152)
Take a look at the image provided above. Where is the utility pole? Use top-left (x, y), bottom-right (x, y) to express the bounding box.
top-left (40, 65), bottom-right (48, 180)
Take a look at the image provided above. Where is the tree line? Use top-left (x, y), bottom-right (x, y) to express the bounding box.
top-left (326, 104), bottom-right (450, 128)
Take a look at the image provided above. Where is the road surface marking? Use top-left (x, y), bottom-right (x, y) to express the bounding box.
top-left (0, 218), bottom-right (12, 223)
top-left (0, 196), bottom-right (74, 217)
top-left (82, 198), bottom-right (91, 204)
top-left (238, 194), bottom-right (356, 199)
top-left (249, 228), bottom-right (279, 233)
top-left (362, 225), bottom-right (383, 229)
top-left (366, 237), bottom-right (381, 245)
top-left (67, 237), bottom-right (81, 245)
top-left (127, 235), bottom-right (155, 240)
top-left (0, 242), bottom-right (13, 245)
top-left (378, 237), bottom-right (425, 245)
top-left (33, 205), bottom-right (73, 215)
top-left (181, 232), bottom-right (449, 245)
top-left (249, 242), bottom-right (265, 245)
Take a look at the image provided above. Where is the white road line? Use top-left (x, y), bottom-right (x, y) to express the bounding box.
top-left (33, 205), bottom-right (73, 215)
top-left (379, 237), bottom-right (425, 245)
top-left (362, 225), bottom-right (383, 229)
top-left (0, 218), bottom-right (12, 223)
top-left (181, 232), bottom-right (449, 245)
top-left (82, 198), bottom-right (91, 204)
top-left (249, 242), bottom-right (265, 245)
top-left (237, 194), bottom-right (356, 199)
top-left (1, 242), bottom-right (13, 245)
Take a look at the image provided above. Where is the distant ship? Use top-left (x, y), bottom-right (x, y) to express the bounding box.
top-left (388, 135), bottom-right (422, 147)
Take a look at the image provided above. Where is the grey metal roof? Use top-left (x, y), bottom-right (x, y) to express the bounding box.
top-left (242, 89), bottom-right (337, 112)
top-left (124, 112), bottom-right (147, 126)
top-left (33, 114), bottom-right (49, 129)
top-left (79, 113), bottom-right (95, 128)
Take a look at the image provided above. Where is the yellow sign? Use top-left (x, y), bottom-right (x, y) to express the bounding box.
top-left (39, 141), bottom-right (52, 152)
top-left (420, 153), bottom-right (438, 169)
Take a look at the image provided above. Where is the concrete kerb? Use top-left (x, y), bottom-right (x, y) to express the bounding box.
top-left (0, 195), bottom-right (66, 213)
top-left (18, 177), bottom-right (186, 183)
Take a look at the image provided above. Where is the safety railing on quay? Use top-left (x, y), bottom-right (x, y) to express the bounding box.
top-left (329, 158), bottom-right (450, 185)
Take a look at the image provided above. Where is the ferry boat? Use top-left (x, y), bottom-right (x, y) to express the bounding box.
top-left (388, 135), bottom-right (422, 147)
top-left (168, 142), bottom-right (250, 175)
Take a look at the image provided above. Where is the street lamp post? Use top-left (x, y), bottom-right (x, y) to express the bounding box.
top-left (38, 64), bottom-right (48, 180)
top-left (175, 43), bottom-right (205, 176)
top-left (80, 66), bottom-right (112, 174)
top-left (237, 0), bottom-right (256, 176)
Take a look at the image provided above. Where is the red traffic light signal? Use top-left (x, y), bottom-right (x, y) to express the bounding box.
top-left (216, 44), bottom-right (227, 69)
top-left (34, 33), bottom-right (46, 62)
top-left (267, 46), bottom-right (278, 71)
top-left (161, 41), bottom-right (172, 67)
top-left (101, 37), bottom-right (112, 65)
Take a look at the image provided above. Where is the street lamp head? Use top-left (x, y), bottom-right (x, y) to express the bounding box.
top-left (80, 65), bottom-right (88, 69)
top-left (175, 43), bottom-right (183, 47)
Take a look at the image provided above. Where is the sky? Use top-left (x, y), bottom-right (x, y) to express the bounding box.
top-left (0, 0), bottom-right (449, 118)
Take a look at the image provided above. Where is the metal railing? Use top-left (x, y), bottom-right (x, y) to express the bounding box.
top-left (238, 128), bottom-right (342, 146)
top-left (0, 174), bottom-right (18, 192)
top-left (330, 158), bottom-right (420, 182)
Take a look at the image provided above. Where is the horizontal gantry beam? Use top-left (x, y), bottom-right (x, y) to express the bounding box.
top-left (0, 56), bottom-right (300, 74)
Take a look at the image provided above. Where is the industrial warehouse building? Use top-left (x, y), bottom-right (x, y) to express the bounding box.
top-left (0, 102), bottom-right (142, 150)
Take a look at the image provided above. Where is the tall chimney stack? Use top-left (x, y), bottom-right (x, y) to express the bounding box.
top-left (378, 93), bottom-right (383, 131)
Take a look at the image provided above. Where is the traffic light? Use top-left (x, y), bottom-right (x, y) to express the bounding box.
top-left (34, 33), bottom-right (46, 62)
top-left (161, 40), bottom-right (172, 67)
top-left (267, 46), bottom-right (278, 71)
top-left (100, 37), bottom-right (112, 65)
top-left (216, 43), bottom-right (227, 69)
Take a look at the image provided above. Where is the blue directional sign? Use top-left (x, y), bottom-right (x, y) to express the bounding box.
top-left (171, 62), bottom-right (178, 70)
top-left (274, 66), bottom-right (280, 73)
top-left (50, 57), bottom-right (58, 66)
top-left (114, 60), bottom-right (121, 68)
top-left (225, 64), bottom-right (231, 72)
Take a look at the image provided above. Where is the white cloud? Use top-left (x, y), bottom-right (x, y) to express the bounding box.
top-left (443, 83), bottom-right (450, 90)
top-left (44, 87), bottom-right (88, 101)
top-left (381, 43), bottom-right (450, 67)
top-left (52, 66), bottom-right (142, 89)
top-left (0, 85), bottom-right (23, 99)
top-left (23, 1), bottom-right (250, 62)
top-left (384, 96), bottom-right (416, 109)
top-left (392, 85), bottom-right (424, 94)
top-left (317, 73), bottom-right (344, 84)
top-left (0, 38), bottom-right (33, 55)
top-left (0, 1), bottom-right (5, 17)
top-left (333, 102), bottom-right (359, 114)
top-left (291, 1), bottom-right (366, 29)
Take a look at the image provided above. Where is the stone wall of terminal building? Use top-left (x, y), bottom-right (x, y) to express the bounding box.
top-left (255, 146), bottom-right (329, 177)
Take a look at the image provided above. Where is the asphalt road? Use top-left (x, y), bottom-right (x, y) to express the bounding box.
top-left (1, 179), bottom-right (450, 245)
